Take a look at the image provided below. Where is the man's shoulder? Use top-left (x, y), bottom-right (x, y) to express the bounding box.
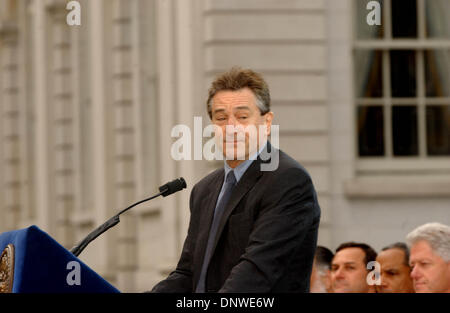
top-left (269, 148), bottom-right (312, 179)
top-left (191, 148), bottom-right (311, 191)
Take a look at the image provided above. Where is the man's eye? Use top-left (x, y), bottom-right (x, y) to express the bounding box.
top-left (238, 116), bottom-right (248, 119)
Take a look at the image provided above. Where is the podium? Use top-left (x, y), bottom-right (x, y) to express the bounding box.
top-left (0, 225), bottom-right (120, 293)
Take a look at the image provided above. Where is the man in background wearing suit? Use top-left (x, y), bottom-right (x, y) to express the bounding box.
top-left (151, 67), bottom-right (321, 292)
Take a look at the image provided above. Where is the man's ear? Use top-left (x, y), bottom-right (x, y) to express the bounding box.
top-left (264, 112), bottom-right (274, 136)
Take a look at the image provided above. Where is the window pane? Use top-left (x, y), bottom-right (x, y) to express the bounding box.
top-left (392, 106), bottom-right (418, 156)
top-left (426, 0), bottom-right (450, 38)
top-left (358, 106), bottom-right (385, 156)
top-left (390, 50), bottom-right (416, 97)
top-left (355, 50), bottom-right (383, 98)
top-left (426, 105), bottom-right (450, 155)
top-left (355, 0), bottom-right (384, 39)
top-left (391, 0), bottom-right (417, 38)
top-left (425, 50), bottom-right (450, 97)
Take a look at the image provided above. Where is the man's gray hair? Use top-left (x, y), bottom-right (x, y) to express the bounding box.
top-left (206, 67), bottom-right (271, 119)
top-left (406, 222), bottom-right (450, 262)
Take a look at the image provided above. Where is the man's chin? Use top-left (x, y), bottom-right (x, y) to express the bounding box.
top-left (224, 154), bottom-right (247, 161)
top-left (332, 285), bottom-right (351, 293)
top-left (377, 288), bottom-right (393, 293)
top-left (414, 283), bottom-right (430, 293)
top-left (222, 148), bottom-right (248, 161)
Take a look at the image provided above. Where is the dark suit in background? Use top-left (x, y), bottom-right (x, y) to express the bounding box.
top-left (152, 142), bottom-right (321, 292)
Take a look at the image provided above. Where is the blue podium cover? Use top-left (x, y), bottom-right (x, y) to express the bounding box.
top-left (0, 225), bottom-right (120, 293)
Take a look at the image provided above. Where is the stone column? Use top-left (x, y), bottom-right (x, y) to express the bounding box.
top-left (112, 0), bottom-right (138, 291)
top-left (46, 0), bottom-right (76, 247)
top-left (0, 19), bottom-right (20, 231)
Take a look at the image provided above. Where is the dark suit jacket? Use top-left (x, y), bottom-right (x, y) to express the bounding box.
top-left (152, 143), bottom-right (321, 292)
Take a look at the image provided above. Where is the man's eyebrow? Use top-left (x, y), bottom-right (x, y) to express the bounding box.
top-left (386, 269), bottom-right (399, 273)
top-left (331, 261), bottom-right (356, 267)
top-left (213, 106), bottom-right (250, 114)
top-left (213, 108), bottom-right (226, 114)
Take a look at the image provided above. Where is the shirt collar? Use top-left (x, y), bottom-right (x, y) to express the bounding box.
top-left (223, 141), bottom-right (267, 183)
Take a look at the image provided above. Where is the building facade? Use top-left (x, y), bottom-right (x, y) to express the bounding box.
top-left (0, 0), bottom-right (449, 292)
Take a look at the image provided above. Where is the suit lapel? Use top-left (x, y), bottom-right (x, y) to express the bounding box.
top-left (193, 142), bottom-right (275, 286)
top-left (193, 169), bottom-right (224, 285)
top-left (209, 157), bottom-right (264, 260)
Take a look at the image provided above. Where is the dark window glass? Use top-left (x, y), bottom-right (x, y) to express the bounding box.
top-left (390, 50), bottom-right (416, 97)
top-left (355, 50), bottom-right (383, 98)
top-left (392, 106), bottom-right (418, 156)
top-left (391, 0), bottom-right (417, 38)
top-left (358, 106), bottom-right (385, 156)
top-left (426, 105), bottom-right (450, 155)
top-left (424, 50), bottom-right (450, 97)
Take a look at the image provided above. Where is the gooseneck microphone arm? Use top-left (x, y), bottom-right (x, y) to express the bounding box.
top-left (70, 193), bottom-right (163, 257)
top-left (70, 177), bottom-right (186, 257)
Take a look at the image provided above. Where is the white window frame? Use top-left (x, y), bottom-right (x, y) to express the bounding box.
top-left (353, 0), bottom-right (450, 176)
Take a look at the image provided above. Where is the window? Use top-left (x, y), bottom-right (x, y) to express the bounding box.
top-left (353, 0), bottom-right (450, 174)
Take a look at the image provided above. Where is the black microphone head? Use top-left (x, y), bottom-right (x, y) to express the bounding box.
top-left (159, 177), bottom-right (187, 197)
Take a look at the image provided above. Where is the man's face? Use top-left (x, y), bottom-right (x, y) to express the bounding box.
top-left (310, 259), bottom-right (332, 293)
top-left (211, 88), bottom-right (273, 166)
top-left (376, 248), bottom-right (414, 293)
top-left (331, 247), bottom-right (371, 293)
top-left (410, 240), bottom-right (450, 293)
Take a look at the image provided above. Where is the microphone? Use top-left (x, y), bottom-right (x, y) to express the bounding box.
top-left (159, 177), bottom-right (187, 197)
top-left (70, 177), bottom-right (187, 257)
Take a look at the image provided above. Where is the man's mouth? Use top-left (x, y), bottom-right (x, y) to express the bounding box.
top-left (334, 282), bottom-right (348, 288)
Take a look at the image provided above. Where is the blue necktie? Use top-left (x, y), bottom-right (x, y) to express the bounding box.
top-left (196, 170), bottom-right (237, 292)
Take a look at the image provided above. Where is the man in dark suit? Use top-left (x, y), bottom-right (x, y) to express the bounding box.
top-left (151, 67), bottom-right (321, 292)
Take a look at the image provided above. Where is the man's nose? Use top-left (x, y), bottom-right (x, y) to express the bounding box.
top-left (334, 268), bottom-right (345, 279)
top-left (225, 115), bottom-right (238, 126)
top-left (410, 266), bottom-right (420, 280)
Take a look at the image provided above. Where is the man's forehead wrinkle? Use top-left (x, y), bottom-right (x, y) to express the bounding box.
top-left (213, 90), bottom-right (256, 105)
top-left (214, 97), bottom-right (252, 106)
